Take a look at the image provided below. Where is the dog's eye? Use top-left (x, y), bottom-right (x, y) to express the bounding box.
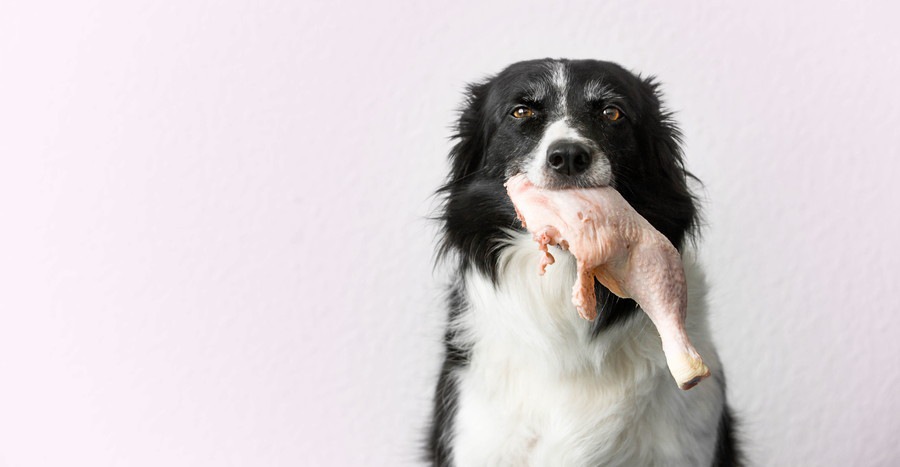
top-left (511, 105), bottom-right (534, 119)
top-left (602, 106), bottom-right (622, 121)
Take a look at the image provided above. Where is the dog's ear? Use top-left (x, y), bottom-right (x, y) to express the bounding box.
top-left (629, 77), bottom-right (701, 248)
top-left (446, 80), bottom-right (493, 188)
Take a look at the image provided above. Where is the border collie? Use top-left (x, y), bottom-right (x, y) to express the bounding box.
top-left (427, 59), bottom-right (740, 466)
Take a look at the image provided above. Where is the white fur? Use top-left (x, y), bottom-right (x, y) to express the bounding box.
top-left (583, 79), bottom-right (614, 102)
top-left (447, 232), bottom-right (724, 466)
top-left (551, 62), bottom-right (569, 114)
top-left (525, 119), bottom-right (613, 189)
top-left (525, 82), bottom-right (551, 102)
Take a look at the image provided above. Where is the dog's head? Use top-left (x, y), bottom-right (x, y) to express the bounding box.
top-left (440, 59), bottom-right (699, 283)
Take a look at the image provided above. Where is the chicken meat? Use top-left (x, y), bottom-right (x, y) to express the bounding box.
top-left (505, 174), bottom-right (710, 390)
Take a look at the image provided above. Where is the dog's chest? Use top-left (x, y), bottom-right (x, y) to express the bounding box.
top-left (448, 235), bottom-right (722, 466)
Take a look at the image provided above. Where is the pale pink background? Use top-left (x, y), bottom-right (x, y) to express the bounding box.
top-left (2, 1), bottom-right (899, 466)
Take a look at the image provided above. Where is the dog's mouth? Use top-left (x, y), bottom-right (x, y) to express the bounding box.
top-left (509, 165), bottom-right (614, 192)
top-left (535, 173), bottom-right (613, 191)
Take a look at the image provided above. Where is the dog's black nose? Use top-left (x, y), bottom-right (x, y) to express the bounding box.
top-left (547, 141), bottom-right (591, 176)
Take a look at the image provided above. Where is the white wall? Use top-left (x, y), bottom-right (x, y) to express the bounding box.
top-left (2, 1), bottom-right (899, 465)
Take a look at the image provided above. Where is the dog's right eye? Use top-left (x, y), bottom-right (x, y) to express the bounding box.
top-left (511, 106), bottom-right (534, 119)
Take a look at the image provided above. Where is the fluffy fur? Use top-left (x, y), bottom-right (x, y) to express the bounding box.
top-left (427, 59), bottom-right (740, 466)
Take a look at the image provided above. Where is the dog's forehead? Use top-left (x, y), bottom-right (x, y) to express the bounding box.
top-left (497, 60), bottom-right (631, 103)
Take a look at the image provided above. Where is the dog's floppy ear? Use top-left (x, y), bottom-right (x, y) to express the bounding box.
top-left (436, 78), bottom-right (516, 279)
top-left (630, 77), bottom-right (701, 248)
top-left (446, 80), bottom-right (493, 187)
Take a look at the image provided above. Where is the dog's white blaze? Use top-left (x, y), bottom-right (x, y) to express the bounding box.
top-left (449, 233), bottom-right (724, 466)
top-left (525, 119), bottom-right (613, 188)
top-left (551, 61), bottom-right (568, 114)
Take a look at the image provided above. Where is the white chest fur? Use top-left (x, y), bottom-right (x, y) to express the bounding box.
top-left (448, 233), bottom-right (724, 467)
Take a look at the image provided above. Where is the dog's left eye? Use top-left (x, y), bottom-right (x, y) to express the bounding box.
top-left (511, 105), bottom-right (534, 119)
top-left (602, 106), bottom-right (622, 121)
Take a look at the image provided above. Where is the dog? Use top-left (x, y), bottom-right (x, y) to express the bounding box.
top-left (426, 59), bottom-right (740, 466)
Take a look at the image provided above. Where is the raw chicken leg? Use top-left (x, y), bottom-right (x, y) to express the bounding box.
top-left (505, 174), bottom-right (710, 390)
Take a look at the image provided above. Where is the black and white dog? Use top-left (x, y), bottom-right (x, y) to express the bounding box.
top-left (427, 59), bottom-right (740, 466)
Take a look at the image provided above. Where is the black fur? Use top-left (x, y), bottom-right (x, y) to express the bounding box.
top-left (426, 284), bottom-right (469, 466)
top-left (713, 378), bottom-right (744, 467)
top-left (427, 58), bottom-right (739, 466)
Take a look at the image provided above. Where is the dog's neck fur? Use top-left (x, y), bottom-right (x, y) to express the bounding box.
top-left (446, 232), bottom-right (724, 466)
